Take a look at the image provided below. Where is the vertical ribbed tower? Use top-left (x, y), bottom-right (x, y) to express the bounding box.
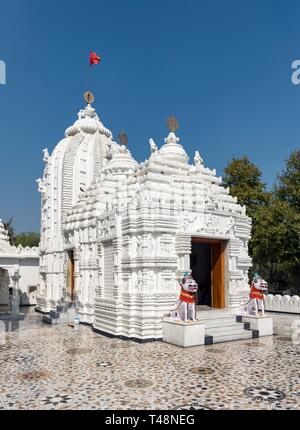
top-left (36, 98), bottom-right (118, 313)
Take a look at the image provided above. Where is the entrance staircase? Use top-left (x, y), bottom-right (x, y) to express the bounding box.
top-left (42, 302), bottom-right (76, 325)
top-left (196, 308), bottom-right (259, 344)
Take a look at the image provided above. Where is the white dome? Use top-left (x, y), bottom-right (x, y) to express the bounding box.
top-left (65, 104), bottom-right (112, 138)
top-left (74, 116), bottom-right (98, 134)
top-left (65, 124), bottom-right (80, 136)
top-left (159, 132), bottom-right (189, 164)
top-left (103, 144), bottom-right (138, 175)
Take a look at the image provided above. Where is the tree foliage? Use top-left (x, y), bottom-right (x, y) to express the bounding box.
top-left (274, 149), bottom-right (300, 211)
top-left (223, 156), bottom-right (269, 218)
top-left (251, 199), bottom-right (300, 290)
top-left (2, 218), bottom-right (40, 248)
top-left (224, 152), bottom-right (300, 294)
top-left (14, 232), bottom-right (40, 248)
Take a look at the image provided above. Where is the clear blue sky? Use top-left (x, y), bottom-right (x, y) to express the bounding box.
top-left (1, 0), bottom-right (300, 233)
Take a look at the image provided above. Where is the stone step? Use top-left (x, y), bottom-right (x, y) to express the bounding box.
top-left (42, 315), bottom-right (58, 325)
top-left (197, 313), bottom-right (236, 318)
top-left (42, 303), bottom-right (77, 325)
top-left (49, 310), bottom-right (59, 319)
top-left (197, 312), bottom-right (237, 320)
top-left (197, 317), bottom-right (238, 329)
top-left (210, 330), bottom-right (255, 344)
top-left (197, 310), bottom-right (236, 318)
top-left (206, 324), bottom-right (249, 336)
top-left (196, 310), bottom-right (258, 344)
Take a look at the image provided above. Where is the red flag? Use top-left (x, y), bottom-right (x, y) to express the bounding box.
top-left (89, 51), bottom-right (101, 65)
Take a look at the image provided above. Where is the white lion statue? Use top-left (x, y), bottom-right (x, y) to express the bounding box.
top-left (239, 273), bottom-right (268, 316)
top-left (171, 272), bottom-right (198, 322)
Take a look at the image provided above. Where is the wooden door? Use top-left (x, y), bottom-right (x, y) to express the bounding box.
top-left (211, 242), bottom-right (225, 308)
top-left (67, 250), bottom-right (75, 301)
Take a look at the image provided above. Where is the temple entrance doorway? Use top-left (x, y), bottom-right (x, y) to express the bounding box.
top-left (190, 238), bottom-right (225, 309)
top-left (66, 250), bottom-right (75, 301)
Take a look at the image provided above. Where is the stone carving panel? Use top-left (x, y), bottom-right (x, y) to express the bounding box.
top-left (135, 234), bottom-right (154, 258)
top-left (133, 270), bottom-right (156, 293)
top-left (161, 270), bottom-right (176, 292)
top-left (97, 217), bottom-right (115, 239)
top-left (181, 211), bottom-right (236, 237)
top-left (122, 235), bottom-right (131, 258)
top-left (160, 234), bottom-right (175, 256)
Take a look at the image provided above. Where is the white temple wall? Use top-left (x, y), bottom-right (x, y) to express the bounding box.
top-left (18, 258), bottom-right (39, 304)
top-left (91, 186), bottom-right (252, 339)
top-left (0, 256), bottom-right (39, 305)
top-left (61, 185), bottom-right (251, 338)
top-left (93, 214), bottom-right (180, 339)
top-left (0, 267), bottom-right (9, 305)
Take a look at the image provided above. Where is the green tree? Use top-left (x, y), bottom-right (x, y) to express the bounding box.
top-left (223, 156), bottom-right (270, 259)
top-left (223, 156), bottom-right (269, 219)
top-left (274, 149), bottom-right (300, 211)
top-left (272, 149), bottom-right (300, 293)
top-left (14, 232), bottom-right (40, 248)
top-left (224, 153), bottom-right (300, 294)
top-left (251, 199), bottom-right (300, 292)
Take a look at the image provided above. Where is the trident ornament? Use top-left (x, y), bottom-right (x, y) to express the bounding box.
top-left (118, 130), bottom-right (128, 146)
top-left (167, 116), bottom-right (179, 133)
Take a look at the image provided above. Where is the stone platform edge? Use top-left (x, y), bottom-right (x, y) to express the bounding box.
top-left (241, 314), bottom-right (274, 337)
top-left (162, 318), bottom-right (206, 348)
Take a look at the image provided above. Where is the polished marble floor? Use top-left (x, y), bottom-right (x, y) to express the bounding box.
top-left (0, 307), bottom-right (299, 410)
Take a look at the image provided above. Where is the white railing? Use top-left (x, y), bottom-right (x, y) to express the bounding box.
top-left (265, 294), bottom-right (300, 314)
top-left (15, 244), bottom-right (39, 256)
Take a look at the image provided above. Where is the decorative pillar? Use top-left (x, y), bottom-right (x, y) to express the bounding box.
top-left (175, 234), bottom-right (192, 280)
top-left (73, 248), bottom-right (81, 302)
top-left (10, 270), bottom-right (21, 315)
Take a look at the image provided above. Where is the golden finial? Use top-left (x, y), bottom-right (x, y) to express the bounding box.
top-left (84, 91), bottom-right (95, 105)
top-left (167, 116), bottom-right (179, 133)
top-left (118, 130), bottom-right (128, 146)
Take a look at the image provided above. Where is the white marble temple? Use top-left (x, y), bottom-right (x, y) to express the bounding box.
top-left (36, 99), bottom-right (252, 341)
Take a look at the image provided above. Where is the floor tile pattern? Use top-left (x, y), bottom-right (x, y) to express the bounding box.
top-left (0, 308), bottom-right (299, 410)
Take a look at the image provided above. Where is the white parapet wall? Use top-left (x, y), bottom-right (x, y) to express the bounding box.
top-left (265, 294), bottom-right (300, 314)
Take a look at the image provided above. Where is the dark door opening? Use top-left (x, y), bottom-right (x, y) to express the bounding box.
top-left (66, 250), bottom-right (75, 301)
top-left (190, 242), bottom-right (212, 306)
top-left (190, 238), bottom-right (225, 309)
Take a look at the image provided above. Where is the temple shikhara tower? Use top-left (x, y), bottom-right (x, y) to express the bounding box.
top-left (36, 95), bottom-right (252, 341)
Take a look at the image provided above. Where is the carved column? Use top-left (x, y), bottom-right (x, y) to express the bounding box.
top-left (175, 234), bottom-right (192, 280)
top-left (73, 248), bottom-right (81, 302)
top-left (10, 270), bottom-right (21, 315)
top-left (113, 237), bottom-right (122, 300)
top-left (97, 244), bottom-right (104, 298)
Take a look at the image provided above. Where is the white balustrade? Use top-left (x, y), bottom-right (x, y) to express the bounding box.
top-left (265, 294), bottom-right (300, 314)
